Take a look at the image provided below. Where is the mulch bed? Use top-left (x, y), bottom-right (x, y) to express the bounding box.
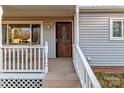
top-left (95, 72), bottom-right (124, 88)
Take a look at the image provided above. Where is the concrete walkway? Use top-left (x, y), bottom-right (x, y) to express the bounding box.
top-left (42, 58), bottom-right (81, 88)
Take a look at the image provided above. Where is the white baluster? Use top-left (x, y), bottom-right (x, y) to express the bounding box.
top-left (42, 48), bottom-right (44, 70)
top-left (86, 73), bottom-right (88, 87)
top-left (26, 48), bottom-right (28, 70)
top-left (8, 49), bottom-right (11, 70)
top-left (30, 48), bottom-right (32, 70)
top-left (34, 48), bottom-right (36, 70)
top-left (38, 48), bottom-right (41, 70)
top-left (17, 49), bottom-right (20, 70)
top-left (88, 80), bottom-right (92, 88)
top-left (13, 49), bottom-right (15, 70)
top-left (4, 49), bottom-right (7, 70)
top-left (21, 48), bottom-right (24, 70)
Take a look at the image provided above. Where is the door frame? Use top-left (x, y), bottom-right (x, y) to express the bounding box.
top-left (55, 20), bottom-right (74, 58)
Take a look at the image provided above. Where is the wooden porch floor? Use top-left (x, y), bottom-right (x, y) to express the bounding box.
top-left (42, 58), bottom-right (81, 88)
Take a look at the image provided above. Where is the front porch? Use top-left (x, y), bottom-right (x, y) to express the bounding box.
top-left (0, 58), bottom-right (81, 88)
top-left (0, 5), bottom-right (101, 88)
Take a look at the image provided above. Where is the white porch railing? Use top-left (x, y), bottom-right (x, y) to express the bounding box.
top-left (0, 42), bottom-right (48, 73)
top-left (73, 45), bottom-right (101, 88)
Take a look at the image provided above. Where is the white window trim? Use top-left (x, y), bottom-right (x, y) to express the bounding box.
top-left (2, 21), bottom-right (43, 46)
top-left (110, 18), bottom-right (124, 40)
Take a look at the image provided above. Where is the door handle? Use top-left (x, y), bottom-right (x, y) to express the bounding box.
top-left (56, 39), bottom-right (58, 43)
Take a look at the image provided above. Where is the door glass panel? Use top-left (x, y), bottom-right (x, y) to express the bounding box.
top-left (31, 24), bottom-right (40, 44)
top-left (8, 24), bottom-right (30, 45)
top-left (113, 21), bottom-right (122, 37)
top-left (61, 25), bottom-right (68, 43)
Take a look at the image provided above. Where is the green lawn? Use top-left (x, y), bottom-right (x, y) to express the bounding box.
top-left (95, 72), bottom-right (124, 88)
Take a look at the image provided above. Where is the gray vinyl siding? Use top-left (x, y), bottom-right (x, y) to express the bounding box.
top-left (79, 13), bottom-right (124, 66)
top-left (43, 20), bottom-right (56, 58)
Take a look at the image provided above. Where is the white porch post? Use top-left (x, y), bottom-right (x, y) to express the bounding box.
top-left (73, 6), bottom-right (79, 74)
top-left (74, 5), bottom-right (79, 46)
top-left (45, 42), bottom-right (48, 73)
top-left (0, 6), bottom-right (3, 71)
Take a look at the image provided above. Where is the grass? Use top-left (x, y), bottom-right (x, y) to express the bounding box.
top-left (95, 72), bottom-right (124, 88)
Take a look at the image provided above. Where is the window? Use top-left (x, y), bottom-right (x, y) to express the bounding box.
top-left (110, 18), bottom-right (124, 40)
top-left (2, 24), bottom-right (7, 44)
top-left (32, 24), bottom-right (41, 44)
top-left (2, 21), bottom-right (42, 45)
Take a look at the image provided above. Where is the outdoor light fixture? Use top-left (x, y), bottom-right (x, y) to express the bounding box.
top-left (47, 25), bottom-right (51, 30)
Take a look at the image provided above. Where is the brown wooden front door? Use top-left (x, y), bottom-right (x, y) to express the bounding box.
top-left (56, 22), bottom-right (72, 57)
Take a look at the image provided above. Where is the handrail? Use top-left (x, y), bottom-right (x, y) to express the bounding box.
top-left (73, 45), bottom-right (101, 88)
top-left (0, 45), bottom-right (44, 49)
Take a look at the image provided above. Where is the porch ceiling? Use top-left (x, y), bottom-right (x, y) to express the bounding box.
top-left (2, 5), bottom-right (75, 17)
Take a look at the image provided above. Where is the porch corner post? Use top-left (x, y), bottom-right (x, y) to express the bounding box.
top-left (0, 6), bottom-right (3, 71)
top-left (73, 6), bottom-right (79, 74)
top-left (74, 5), bottom-right (79, 46)
top-left (45, 42), bottom-right (48, 74)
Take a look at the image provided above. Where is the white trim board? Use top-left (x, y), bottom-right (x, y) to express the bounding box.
top-left (0, 73), bottom-right (45, 79)
top-left (110, 18), bottom-right (124, 40)
top-left (2, 21), bottom-right (42, 24)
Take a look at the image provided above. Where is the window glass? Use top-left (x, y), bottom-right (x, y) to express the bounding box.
top-left (113, 21), bottom-right (122, 37)
top-left (61, 25), bottom-right (68, 43)
top-left (31, 24), bottom-right (40, 44)
top-left (2, 24), bottom-right (7, 44)
top-left (8, 24), bottom-right (30, 44)
top-left (2, 22), bottom-right (41, 45)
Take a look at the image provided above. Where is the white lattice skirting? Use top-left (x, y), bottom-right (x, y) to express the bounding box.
top-left (0, 78), bottom-right (42, 88)
top-left (0, 73), bottom-right (45, 88)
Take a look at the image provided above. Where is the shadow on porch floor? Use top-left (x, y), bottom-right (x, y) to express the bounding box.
top-left (42, 58), bottom-right (81, 88)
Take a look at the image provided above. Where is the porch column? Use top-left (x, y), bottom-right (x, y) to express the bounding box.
top-left (0, 6), bottom-right (3, 71)
top-left (74, 5), bottom-right (79, 46)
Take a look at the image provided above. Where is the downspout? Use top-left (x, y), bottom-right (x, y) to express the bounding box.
top-left (0, 6), bottom-right (3, 71)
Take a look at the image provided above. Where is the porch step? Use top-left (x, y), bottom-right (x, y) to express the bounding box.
top-left (43, 73), bottom-right (79, 80)
top-left (42, 73), bottom-right (81, 88)
top-left (42, 80), bottom-right (81, 88)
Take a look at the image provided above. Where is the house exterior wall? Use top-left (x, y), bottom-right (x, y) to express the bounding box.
top-left (43, 19), bottom-right (56, 58)
top-left (2, 17), bottom-right (73, 58)
top-left (79, 13), bottom-right (124, 66)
